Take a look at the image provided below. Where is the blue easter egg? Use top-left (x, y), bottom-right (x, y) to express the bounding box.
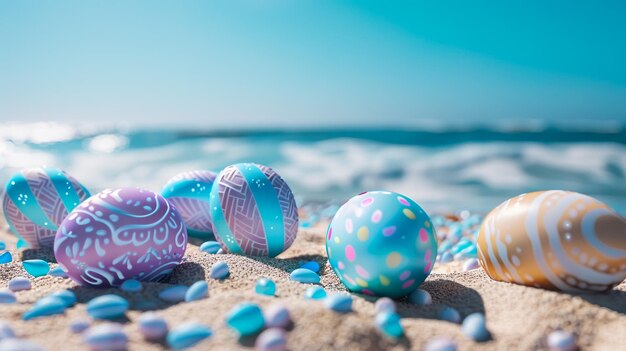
top-left (326, 191), bottom-right (438, 298)
top-left (161, 170), bottom-right (217, 238)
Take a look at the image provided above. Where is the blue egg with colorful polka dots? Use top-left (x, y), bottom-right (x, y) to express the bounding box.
top-left (326, 191), bottom-right (437, 298)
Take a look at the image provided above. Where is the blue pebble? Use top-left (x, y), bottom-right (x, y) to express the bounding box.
top-left (547, 330), bottom-right (577, 351)
top-left (185, 281), bottom-right (209, 302)
top-left (0, 252), bottom-right (12, 264)
top-left (255, 328), bottom-right (287, 351)
top-left (305, 286), bottom-right (327, 300)
top-left (210, 261), bottom-right (229, 280)
top-left (263, 303), bottom-right (291, 328)
top-left (8, 277), bottom-right (31, 292)
top-left (0, 320), bottom-right (15, 339)
top-left (159, 286), bottom-right (189, 303)
top-left (0, 338), bottom-right (43, 351)
top-left (376, 312), bottom-right (404, 338)
top-left (408, 289), bottom-right (432, 305)
top-left (120, 279), bottom-right (142, 292)
top-left (0, 242), bottom-right (5, 250)
top-left (48, 266), bottom-right (68, 278)
top-left (438, 241), bottom-right (453, 253)
top-left (23, 296), bottom-right (66, 320)
top-left (83, 323), bottom-right (128, 351)
top-left (199, 241), bottom-right (221, 254)
top-left (462, 313), bottom-right (490, 342)
top-left (255, 278), bottom-right (276, 296)
top-left (138, 312), bottom-right (169, 340)
top-left (424, 337), bottom-right (457, 351)
top-left (324, 294), bottom-right (352, 313)
top-left (300, 261), bottom-right (320, 273)
top-left (289, 268), bottom-right (320, 284)
top-left (70, 319), bottom-right (90, 333)
top-left (16, 239), bottom-right (28, 249)
top-left (22, 259), bottom-right (50, 277)
top-left (439, 307), bottom-right (461, 323)
top-left (374, 297), bottom-right (396, 314)
top-left (48, 290), bottom-right (77, 307)
top-left (0, 289), bottom-right (16, 304)
top-left (167, 322), bottom-right (212, 350)
top-left (87, 295), bottom-right (129, 320)
top-left (226, 303), bottom-right (265, 336)
top-left (440, 252), bottom-right (453, 263)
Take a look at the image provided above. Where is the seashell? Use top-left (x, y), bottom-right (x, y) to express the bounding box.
top-left (289, 268), bottom-right (320, 284)
top-left (254, 278), bottom-right (276, 296)
top-left (199, 241), bottom-right (221, 254)
top-left (22, 260), bottom-right (49, 277)
top-left (166, 322), bottom-right (212, 350)
top-left (8, 277), bottom-right (31, 292)
top-left (477, 190), bottom-right (626, 292)
top-left (86, 295), bottom-right (129, 320)
top-left (324, 294), bottom-right (352, 313)
top-left (159, 286), bottom-right (189, 303)
top-left (83, 323), bottom-right (128, 351)
top-left (226, 303), bottom-right (264, 336)
top-left (304, 286), bottom-right (327, 300)
top-left (375, 312), bottom-right (403, 338)
top-left (263, 303), bottom-right (291, 328)
top-left (184, 281), bottom-right (208, 302)
top-left (255, 328), bottom-right (287, 351)
top-left (138, 312), bottom-right (168, 341)
top-left (209, 261), bottom-right (229, 280)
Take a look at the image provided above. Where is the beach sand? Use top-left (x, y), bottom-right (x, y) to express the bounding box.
top-left (0, 221), bottom-right (625, 351)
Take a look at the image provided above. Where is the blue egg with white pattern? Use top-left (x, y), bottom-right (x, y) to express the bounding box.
top-left (2, 167), bottom-right (91, 249)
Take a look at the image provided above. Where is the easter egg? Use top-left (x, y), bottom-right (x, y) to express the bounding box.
top-left (477, 190), bottom-right (626, 292)
top-left (54, 187), bottom-right (188, 288)
top-left (2, 167), bottom-right (91, 249)
top-left (161, 170), bottom-right (217, 238)
top-left (209, 163), bottom-right (298, 257)
top-left (326, 191), bottom-right (437, 298)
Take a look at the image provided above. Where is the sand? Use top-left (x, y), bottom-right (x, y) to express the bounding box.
top-left (0, 221), bottom-right (625, 351)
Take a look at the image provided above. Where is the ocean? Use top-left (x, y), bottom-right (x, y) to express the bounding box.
top-left (1, 122), bottom-right (625, 215)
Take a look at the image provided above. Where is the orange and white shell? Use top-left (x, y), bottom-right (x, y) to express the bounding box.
top-left (477, 190), bottom-right (626, 292)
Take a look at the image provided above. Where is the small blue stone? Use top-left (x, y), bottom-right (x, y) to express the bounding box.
top-left (300, 261), bottom-right (320, 273)
top-left (70, 319), bottom-right (90, 333)
top-left (16, 239), bottom-right (28, 249)
top-left (424, 337), bottom-right (457, 351)
top-left (305, 286), bottom-right (327, 300)
top-left (166, 322), bottom-right (212, 350)
top-left (255, 278), bottom-right (276, 296)
top-left (290, 268), bottom-right (320, 284)
top-left (120, 279), bottom-right (143, 292)
top-left (8, 276), bottom-right (31, 292)
top-left (0, 252), bottom-right (12, 264)
top-left (83, 323), bottom-right (128, 351)
top-left (0, 320), bottom-right (15, 339)
top-left (374, 297), bottom-right (396, 314)
top-left (375, 312), bottom-right (404, 338)
top-left (185, 281), bottom-right (209, 302)
top-left (440, 252), bottom-right (453, 263)
top-left (263, 303), bottom-right (291, 328)
top-left (324, 294), bottom-right (352, 313)
top-left (22, 259), bottom-right (50, 277)
top-left (0, 242), bottom-right (5, 250)
top-left (255, 328), bottom-right (287, 351)
top-left (408, 289), bottom-right (432, 305)
top-left (547, 330), bottom-right (577, 351)
top-left (199, 241), bottom-right (221, 254)
top-left (159, 286), bottom-right (189, 303)
top-left (210, 261), bottom-right (229, 280)
top-left (48, 266), bottom-right (68, 278)
top-left (0, 338), bottom-right (43, 351)
top-left (48, 290), bottom-right (77, 307)
top-left (138, 312), bottom-right (169, 340)
top-left (461, 312), bottom-right (490, 342)
top-left (439, 306), bottom-right (461, 323)
top-left (87, 295), bottom-right (129, 320)
top-left (23, 296), bottom-right (66, 320)
top-left (0, 289), bottom-right (17, 304)
top-left (226, 303), bottom-right (265, 336)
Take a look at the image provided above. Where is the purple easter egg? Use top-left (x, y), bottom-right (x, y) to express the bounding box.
top-left (161, 170), bottom-right (216, 238)
top-left (54, 188), bottom-right (188, 288)
top-left (209, 163), bottom-right (298, 257)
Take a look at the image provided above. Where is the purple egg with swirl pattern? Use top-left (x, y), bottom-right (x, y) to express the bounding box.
top-left (54, 187), bottom-right (188, 288)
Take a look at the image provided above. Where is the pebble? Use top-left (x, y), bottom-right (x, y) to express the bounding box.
top-left (461, 313), bottom-right (490, 341)
top-left (22, 259), bottom-right (50, 277)
top-left (0, 321), bottom-right (15, 339)
top-left (462, 258), bottom-right (480, 272)
top-left (0, 252), bottom-right (12, 264)
top-left (159, 286), bottom-right (189, 303)
top-left (439, 252), bottom-right (453, 263)
top-left (199, 241), bottom-right (221, 254)
top-left (216, 248), bottom-right (224, 254)
top-left (23, 296), bottom-right (66, 320)
top-left (439, 307), bottom-right (461, 323)
top-left (375, 312), bottom-right (403, 338)
top-left (8, 277), bottom-right (31, 292)
top-left (48, 266), bottom-right (68, 278)
top-left (70, 319), bottom-right (90, 333)
top-left (263, 303), bottom-right (291, 328)
top-left (0, 289), bottom-right (16, 304)
top-left (0, 338), bottom-right (44, 351)
top-left (324, 294), bottom-right (352, 313)
top-left (166, 322), bottom-right (212, 350)
top-left (424, 337), bottom-right (457, 351)
top-left (83, 323), bottom-right (128, 351)
top-left (138, 312), bottom-right (168, 341)
top-left (374, 297), bottom-right (396, 314)
top-left (0, 242), bottom-right (5, 250)
top-left (255, 328), bottom-right (287, 351)
top-left (408, 289), bottom-right (432, 305)
top-left (185, 281), bottom-right (209, 302)
top-left (210, 261), bottom-right (229, 280)
top-left (16, 239), bottom-right (27, 249)
top-left (300, 261), bottom-right (320, 273)
top-left (226, 303), bottom-right (265, 336)
top-left (48, 290), bottom-right (77, 307)
top-left (304, 286), bottom-right (327, 300)
top-left (86, 295), bottom-right (129, 320)
top-left (255, 278), bottom-right (276, 296)
top-left (547, 330), bottom-right (577, 351)
top-left (289, 268), bottom-right (320, 284)
top-left (120, 279), bottom-right (142, 292)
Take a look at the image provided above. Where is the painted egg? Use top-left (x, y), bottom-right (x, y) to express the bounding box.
top-left (54, 187), bottom-right (188, 288)
top-left (326, 191), bottom-right (437, 298)
top-left (161, 170), bottom-right (217, 238)
top-left (477, 190), bottom-right (626, 292)
top-left (2, 167), bottom-right (91, 249)
top-left (209, 163), bottom-right (298, 257)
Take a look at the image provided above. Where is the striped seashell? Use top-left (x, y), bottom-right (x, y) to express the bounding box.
top-left (477, 190), bottom-right (626, 292)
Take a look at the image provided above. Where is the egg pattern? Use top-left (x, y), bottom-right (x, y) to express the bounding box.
top-left (209, 163), bottom-right (298, 257)
top-left (54, 187), bottom-right (188, 288)
top-left (326, 191), bottom-right (437, 298)
top-left (477, 190), bottom-right (626, 292)
top-left (161, 170), bottom-right (216, 238)
top-left (2, 168), bottom-right (90, 249)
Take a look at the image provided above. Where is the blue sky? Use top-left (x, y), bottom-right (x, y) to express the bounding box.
top-left (1, 0), bottom-right (625, 128)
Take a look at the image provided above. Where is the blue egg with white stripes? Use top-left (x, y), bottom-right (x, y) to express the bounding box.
top-left (2, 167), bottom-right (91, 249)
